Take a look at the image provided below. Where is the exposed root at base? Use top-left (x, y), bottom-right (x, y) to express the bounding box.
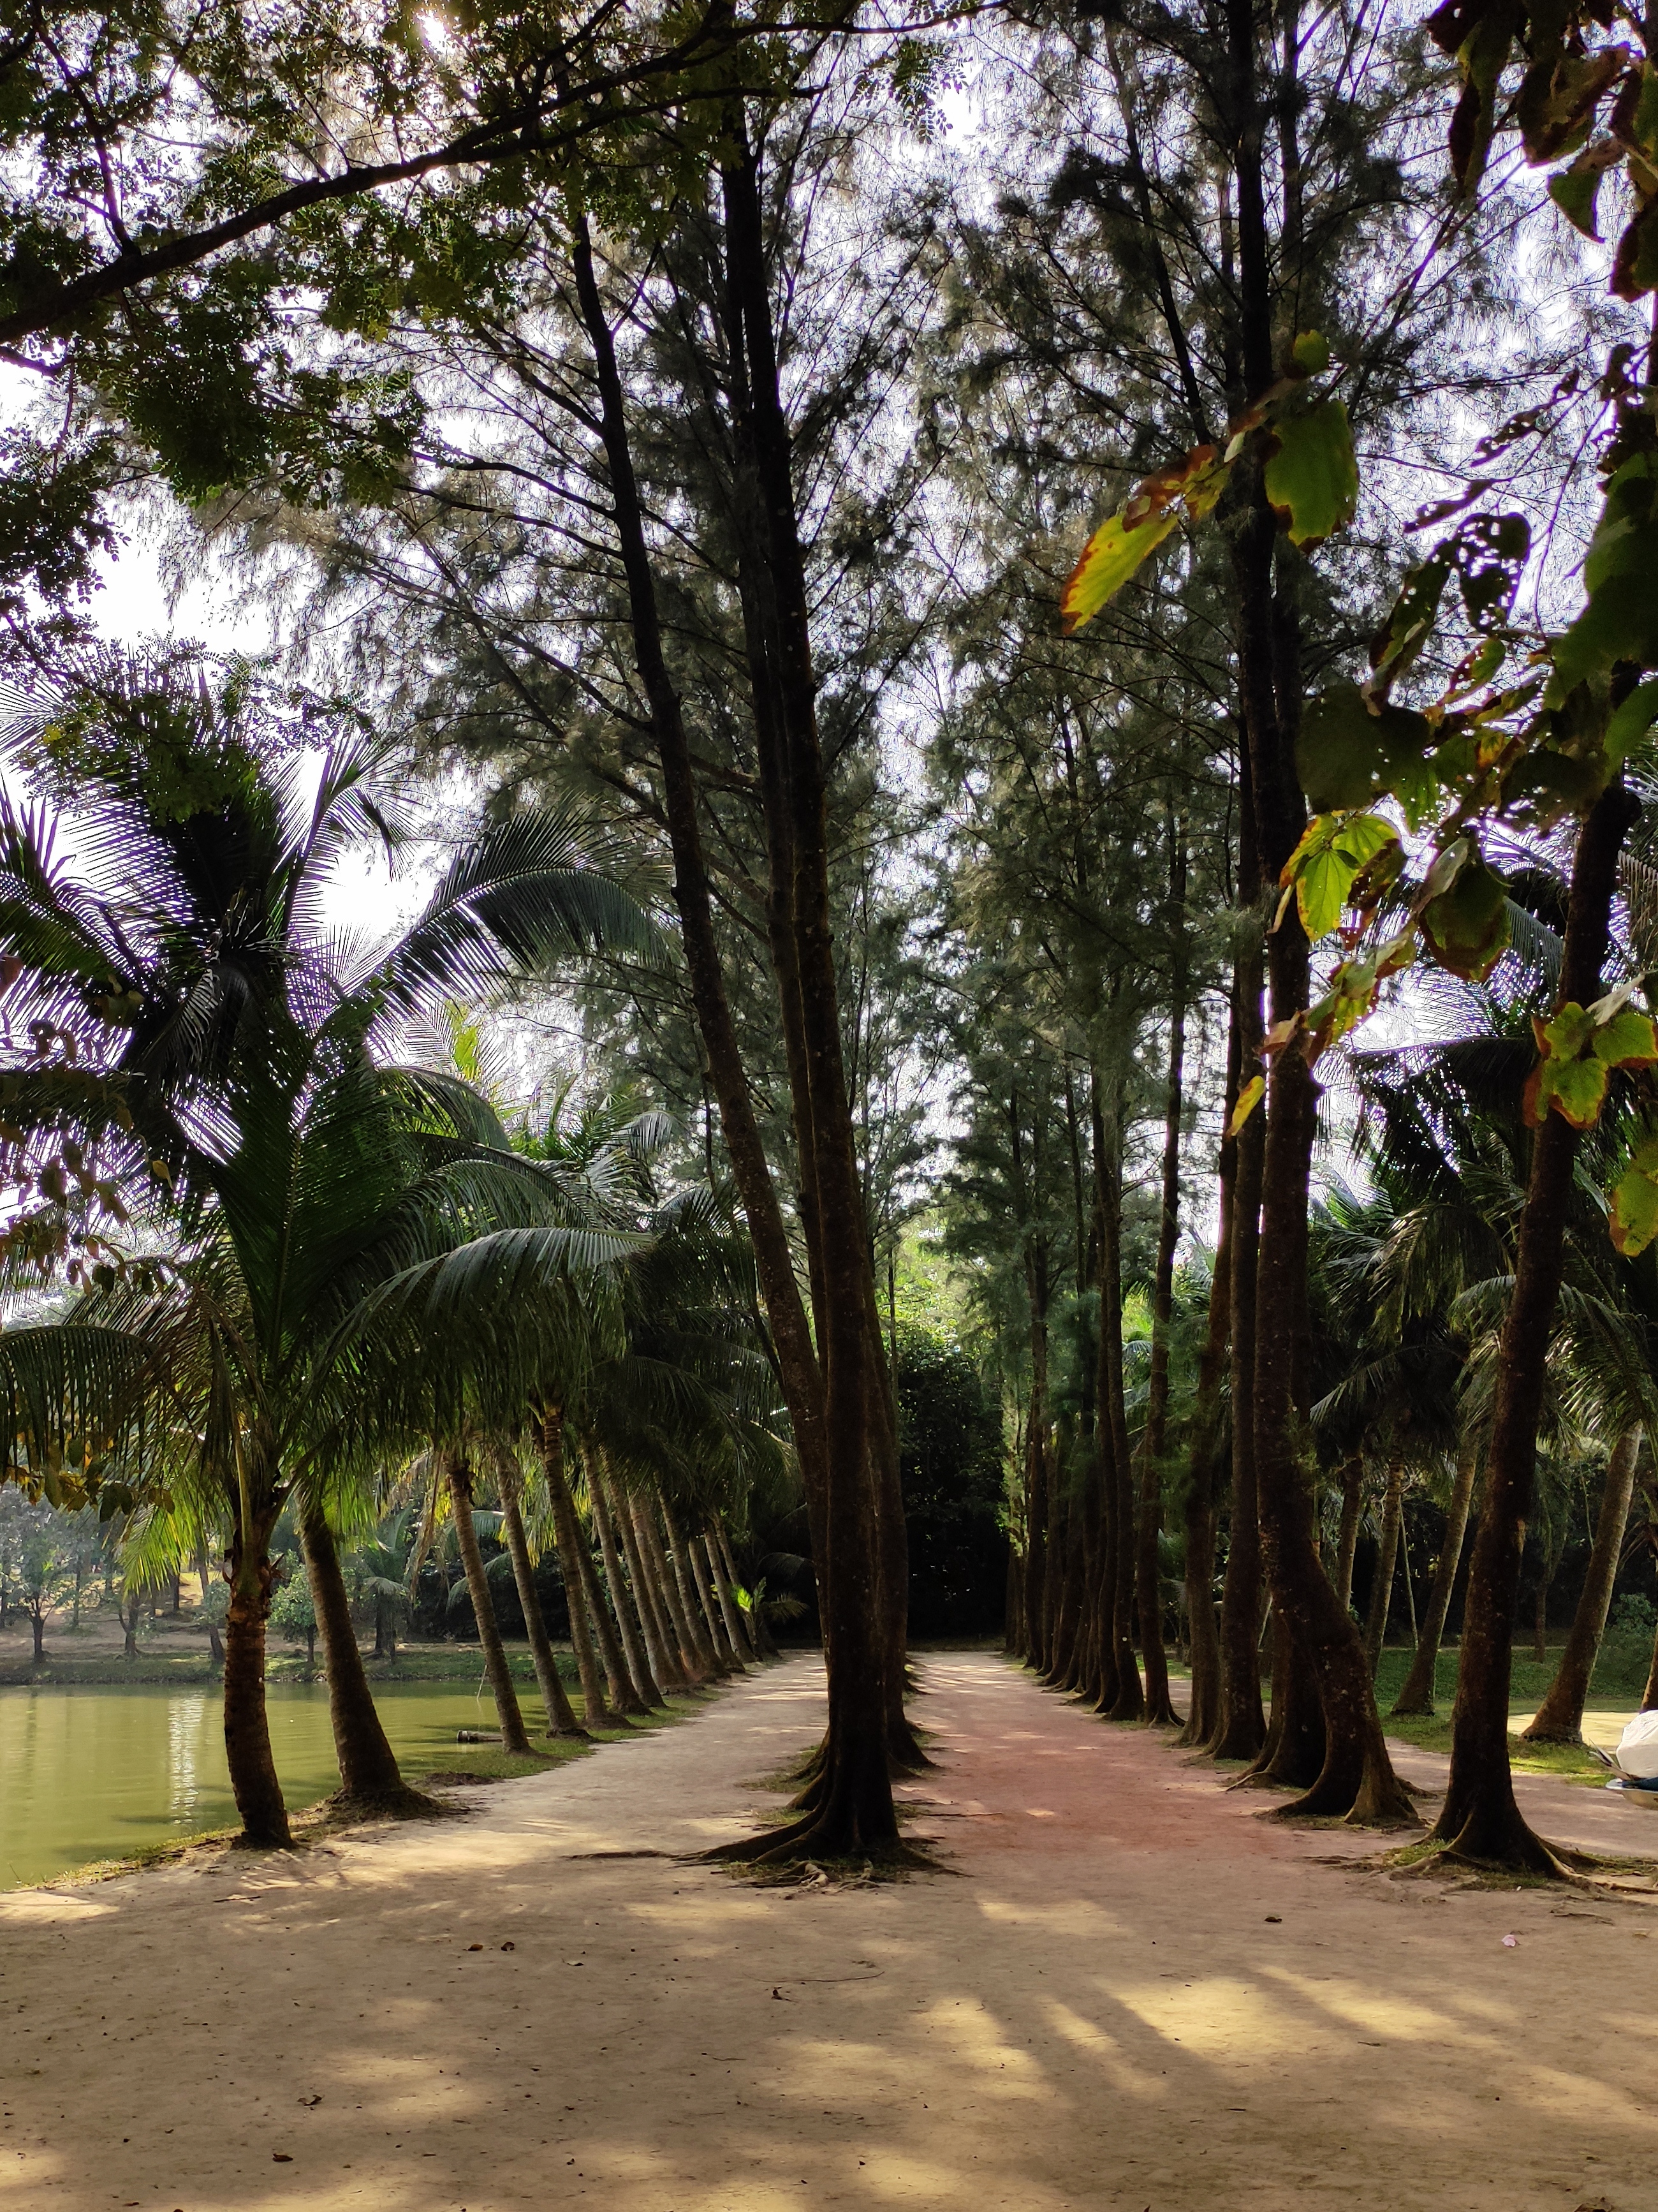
top-left (1380, 1836), bottom-right (1658, 1892)
top-left (699, 1803), bottom-right (948, 1874)
top-left (319, 1784), bottom-right (453, 1824)
top-left (701, 1832), bottom-right (947, 1880)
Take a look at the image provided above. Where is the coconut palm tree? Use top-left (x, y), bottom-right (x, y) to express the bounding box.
top-left (0, 650), bottom-right (657, 1842)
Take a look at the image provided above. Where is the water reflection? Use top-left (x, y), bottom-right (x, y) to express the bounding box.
top-left (166, 1693), bottom-right (208, 1823)
top-left (0, 1680), bottom-right (513, 1890)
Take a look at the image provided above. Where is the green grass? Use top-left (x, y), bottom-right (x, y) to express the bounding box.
top-left (0, 1639), bottom-right (587, 1690)
top-left (418, 1702), bottom-right (692, 1785)
top-left (1369, 1643), bottom-right (1648, 1785)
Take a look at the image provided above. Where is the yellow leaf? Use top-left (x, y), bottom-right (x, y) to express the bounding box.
top-left (1227, 1075), bottom-right (1265, 1137)
top-left (1060, 508), bottom-right (1178, 634)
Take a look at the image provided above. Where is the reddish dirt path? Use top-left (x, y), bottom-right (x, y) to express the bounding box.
top-left (3, 1651), bottom-right (1655, 2212)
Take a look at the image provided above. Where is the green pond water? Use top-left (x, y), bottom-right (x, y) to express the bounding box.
top-left (0, 1678), bottom-right (515, 1891)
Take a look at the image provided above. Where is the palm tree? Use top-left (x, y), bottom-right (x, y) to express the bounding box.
top-left (0, 650), bottom-right (657, 1842)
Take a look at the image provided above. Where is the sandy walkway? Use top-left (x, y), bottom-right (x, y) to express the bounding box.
top-left (3, 1653), bottom-right (1656, 2212)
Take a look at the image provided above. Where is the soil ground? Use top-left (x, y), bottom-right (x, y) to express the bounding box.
top-left (4, 1650), bottom-right (1657, 2212)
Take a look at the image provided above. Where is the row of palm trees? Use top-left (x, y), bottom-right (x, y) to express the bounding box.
top-left (1295, 961), bottom-right (1658, 1742)
top-left (0, 651), bottom-right (793, 1842)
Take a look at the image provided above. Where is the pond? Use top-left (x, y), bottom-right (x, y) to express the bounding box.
top-left (0, 1677), bottom-right (516, 1891)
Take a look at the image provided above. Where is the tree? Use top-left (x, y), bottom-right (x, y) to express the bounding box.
top-left (16, 1513), bottom-right (72, 1662)
top-left (0, 649), bottom-right (655, 1841)
top-left (270, 1556), bottom-right (318, 1671)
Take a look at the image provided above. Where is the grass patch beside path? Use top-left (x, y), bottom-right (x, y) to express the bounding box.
top-left (1371, 1646), bottom-right (1643, 1785)
top-left (1, 1639), bottom-right (588, 1691)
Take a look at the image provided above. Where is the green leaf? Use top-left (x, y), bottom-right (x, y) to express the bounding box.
top-left (1059, 507), bottom-right (1178, 634)
top-left (1523, 1001), bottom-right (1658, 1128)
top-left (1609, 676), bottom-right (1658, 763)
top-left (1264, 399), bottom-right (1359, 547)
top-left (1548, 139), bottom-right (1621, 240)
top-left (1281, 811), bottom-right (1398, 941)
top-left (1420, 855), bottom-right (1510, 981)
top-left (1291, 331), bottom-right (1332, 374)
top-left (1553, 453), bottom-right (1658, 689)
top-left (1611, 1135), bottom-right (1658, 1256)
top-left (1297, 683), bottom-right (1433, 811)
top-left (1593, 1007), bottom-right (1658, 1067)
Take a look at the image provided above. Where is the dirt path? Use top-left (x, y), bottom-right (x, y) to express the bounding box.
top-left (3, 1653), bottom-right (1655, 2212)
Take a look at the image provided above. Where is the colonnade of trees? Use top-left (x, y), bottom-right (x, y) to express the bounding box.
top-left (2, 0), bottom-right (1657, 1875)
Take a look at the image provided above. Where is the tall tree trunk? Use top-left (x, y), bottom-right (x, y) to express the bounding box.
top-left (661, 1491), bottom-right (725, 1677)
top-left (712, 131), bottom-right (904, 1857)
top-left (1533, 1557), bottom-right (1554, 1663)
top-left (1523, 1427), bottom-right (1643, 1743)
top-left (497, 1466), bottom-right (586, 1739)
top-left (447, 1456), bottom-right (532, 1757)
top-left (1391, 1440), bottom-right (1478, 1716)
top-left (613, 1477), bottom-right (684, 1692)
top-left (582, 1449), bottom-right (658, 1710)
top-left (1333, 1457), bottom-right (1365, 1615)
top-left (697, 1531), bottom-right (742, 1669)
top-left (1138, 820), bottom-right (1189, 1726)
top-left (223, 1503), bottom-right (291, 1848)
top-left (1210, 1052), bottom-right (1267, 1759)
top-left (643, 1498), bottom-right (710, 1681)
top-left (1222, 0), bottom-right (1412, 1825)
top-left (1177, 985), bottom-right (1239, 1746)
top-left (1364, 1457), bottom-right (1406, 1676)
top-left (300, 1503), bottom-right (427, 1807)
top-left (1434, 779), bottom-right (1639, 1866)
top-left (1094, 1082), bottom-right (1143, 1720)
top-left (565, 203), bottom-right (831, 1628)
top-left (715, 1523), bottom-right (761, 1664)
top-left (541, 1417), bottom-right (616, 1728)
top-left (704, 1532), bottom-right (752, 1672)
top-left (1023, 1283), bottom-right (1052, 1672)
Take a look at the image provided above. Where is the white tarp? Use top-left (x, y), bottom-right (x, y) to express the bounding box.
top-left (1615, 1709), bottom-right (1658, 1780)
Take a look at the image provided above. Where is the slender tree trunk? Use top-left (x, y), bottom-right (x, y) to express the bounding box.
top-left (447, 1457), bottom-right (532, 1757)
top-left (1364, 1457), bottom-right (1406, 1676)
top-left (565, 202), bottom-right (830, 1617)
top-left (223, 1505), bottom-right (291, 1849)
top-left (1333, 1457), bottom-right (1365, 1616)
top-left (1177, 982), bottom-right (1241, 1746)
top-left (712, 132), bottom-right (902, 1857)
top-left (497, 1470), bottom-right (585, 1739)
top-left (642, 1497), bottom-right (710, 1681)
top-left (698, 1539), bottom-right (742, 1663)
top-left (1434, 779), bottom-right (1639, 1866)
top-left (31, 1606), bottom-right (44, 1663)
top-left (1138, 822), bottom-right (1188, 1725)
top-left (541, 1417), bottom-right (615, 1728)
top-left (1523, 1427), bottom-right (1643, 1743)
top-left (1534, 1559), bottom-right (1553, 1663)
top-left (705, 1533), bottom-right (751, 1672)
top-left (612, 1477), bottom-right (684, 1692)
top-left (1391, 1441), bottom-right (1478, 1716)
top-left (300, 1503), bottom-right (427, 1806)
top-left (1221, 0), bottom-right (1412, 1825)
top-left (1210, 1056), bottom-right (1267, 1759)
top-left (1092, 1082), bottom-right (1143, 1720)
top-left (715, 1523), bottom-right (761, 1664)
top-left (661, 1491), bottom-right (724, 1677)
top-left (582, 1449), bottom-right (657, 1710)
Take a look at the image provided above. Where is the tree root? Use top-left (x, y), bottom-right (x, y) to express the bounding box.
top-left (323, 1783), bottom-right (453, 1823)
top-left (700, 1813), bottom-right (944, 1875)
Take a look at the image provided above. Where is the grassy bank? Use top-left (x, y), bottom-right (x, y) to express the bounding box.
top-left (1371, 1641), bottom-right (1650, 1782)
top-left (0, 1636), bottom-right (586, 1690)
